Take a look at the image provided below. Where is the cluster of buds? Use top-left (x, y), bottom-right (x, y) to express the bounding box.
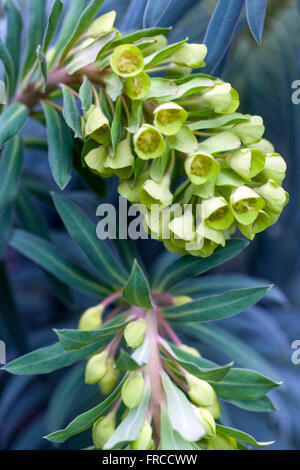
top-left (77, 294), bottom-right (238, 451)
top-left (75, 10), bottom-right (288, 257)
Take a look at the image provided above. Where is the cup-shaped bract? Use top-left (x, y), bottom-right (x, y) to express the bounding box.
top-left (168, 206), bottom-right (196, 243)
top-left (118, 172), bottom-right (150, 204)
top-left (139, 175), bottom-right (173, 209)
top-left (124, 320), bottom-right (146, 349)
top-left (259, 153), bottom-right (287, 185)
top-left (200, 83), bottom-right (239, 114)
top-left (124, 72), bottom-right (151, 100)
top-left (185, 152), bottom-right (221, 185)
top-left (170, 43), bottom-right (207, 68)
top-left (83, 105), bottom-right (111, 144)
top-left (78, 305), bottom-right (104, 331)
top-left (92, 412), bottom-right (116, 449)
top-left (134, 125), bottom-right (166, 160)
top-left (131, 421), bottom-right (153, 450)
top-left (233, 115), bottom-right (265, 145)
top-left (104, 139), bottom-right (135, 179)
top-left (227, 148), bottom-right (265, 181)
top-left (202, 197), bottom-right (234, 231)
top-left (154, 102), bottom-right (188, 136)
top-left (255, 180), bottom-right (289, 215)
top-left (237, 210), bottom-right (271, 240)
top-left (85, 350), bottom-right (109, 385)
top-left (84, 145), bottom-right (114, 177)
top-left (121, 373), bottom-right (145, 409)
top-left (230, 185), bottom-right (265, 225)
top-left (111, 44), bottom-right (144, 77)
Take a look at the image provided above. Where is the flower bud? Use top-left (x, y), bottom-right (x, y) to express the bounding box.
top-left (154, 102), bottom-right (188, 136)
top-left (227, 148), bottom-right (265, 181)
top-left (85, 350), bottom-right (109, 385)
top-left (124, 320), bottom-right (146, 349)
top-left (255, 180), bottom-right (289, 215)
top-left (142, 35), bottom-right (168, 56)
top-left (185, 152), bottom-right (221, 185)
top-left (230, 185), bottom-right (265, 225)
top-left (92, 411), bottom-right (116, 449)
top-left (124, 72), bottom-right (151, 100)
top-left (207, 433), bottom-right (237, 450)
top-left (173, 297), bottom-right (193, 307)
top-left (87, 10), bottom-right (116, 38)
top-left (83, 105), bottom-right (111, 144)
top-left (186, 374), bottom-right (216, 407)
top-left (131, 421), bottom-right (153, 450)
top-left (84, 145), bottom-right (113, 178)
top-left (202, 197), bottom-right (234, 230)
top-left (200, 83), bottom-right (239, 114)
top-left (195, 407), bottom-right (216, 438)
top-left (170, 43), bottom-right (207, 68)
top-left (259, 153), bottom-right (287, 185)
top-left (205, 397), bottom-right (222, 420)
top-left (121, 373), bottom-right (145, 409)
top-left (233, 115), bottom-right (265, 145)
top-left (104, 139), bottom-right (135, 179)
top-left (78, 304), bottom-right (104, 331)
top-left (99, 357), bottom-right (119, 395)
top-left (139, 175), bottom-right (173, 209)
top-left (134, 125), bottom-right (166, 160)
top-left (111, 44), bottom-right (144, 77)
top-left (179, 344), bottom-right (201, 357)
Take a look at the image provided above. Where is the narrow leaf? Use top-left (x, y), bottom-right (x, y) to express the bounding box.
top-left (4, 0), bottom-right (22, 93)
top-left (9, 229), bottom-right (111, 298)
top-left (21, 0), bottom-right (46, 79)
top-left (143, 0), bottom-right (173, 28)
top-left (79, 76), bottom-right (93, 113)
top-left (163, 286), bottom-right (271, 323)
top-left (61, 85), bottom-right (82, 138)
top-left (123, 260), bottom-right (153, 309)
top-left (226, 395), bottom-right (277, 413)
top-left (144, 38), bottom-right (188, 68)
top-left (111, 96), bottom-right (122, 153)
top-left (0, 38), bottom-right (15, 98)
top-left (52, 193), bottom-right (128, 286)
top-left (0, 135), bottom-right (23, 212)
top-left (0, 103), bottom-right (28, 148)
top-left (42, 102), bottom-right (73, 189)
top-left (43, 0), bottom-right (64, 52)
top-left (36, 46), bottom-right (48, 92)
top-left (246, 0), bottom-right (267, 44)
top-left (216, 424), bottom-right (274, 448)
top-left (111, 27), bottom-right (172, 48)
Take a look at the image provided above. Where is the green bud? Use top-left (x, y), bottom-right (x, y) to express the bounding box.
top-left (168, 207), bottom-right (196, 242)
top-left (121, 373), bottom-right (145, 409)
top-left (187, 374), bottom-right (216, 407)
top-left (230, 185), bottom-right (265, 225)
top-left (84, 145), bottom-right (113, 177)
top-left (139, 175), bottom-right (173, 209)
top-left (179, 344), bottom-right (201, 357)
top-left (237, 210), bottom-right (271, 240)
top-left (124, 72), bottom-right (151, 100)
top-left (142, 35), bottom-right (168, 56)
top-left (227, 148), bottom-right (265, 181)
top-left (134, 124), bottom-right (166, 160)
top-left (87, 10), bottom-right (116, 38)
top-left (173, 297), bottom-right (193, 307)
top-left (170, 43), bottom-right (207, 68)
top-left (207, 433), bottom-right (237, 450)
top-left (259, 153), bottom-right (287, 185)
top-left (233, 115), bottom-right (265, 145)
top-left (202, 197), bottom-right (234, 230)
top-left (195, 407), bottom-right (216, 438)
top-left (104, 139), bottom-right (135, 179)
top-left (255, 180), bottom-right (289, 215)
top-left (111, 44), bottom-right (144, 77)
top-left (154, 102), bottom-right (188, 136)
top-left (78, 305), bottom-right (104, 331)
top-left (83, 105), bottom-right (111, 144)
top-left (205, 397), bottom-right (222, 420)
top-left (201, 83), bottom-right (239, 114)
top-left (124, 320), bottom-right (147, 349)
top-left (99, 357), bottom-right (119, 395)
top-left (118, 172), bottom-right (150, 204)
top-left (85, 350), bottom-right (109, 385)
top-left (131, 421), bottom-right (153, 450)
top-left (92, 411), bottom-right (116, 449)
top-left (185, 152), bottom-right (221, 185)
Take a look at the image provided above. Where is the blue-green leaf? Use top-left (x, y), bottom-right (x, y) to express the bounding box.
top-left (216, 424), bottom-right (274, 448)
top-left (43, 0), bottom-right (64, 52)
top-left (61, 85), bottom-right (82, 138)
top-left (152, 239), bottom-right (248, 291)
top-left (225, 395), bottom-right (277, 413)
top-left (21, 0), bottom-right (46, 80)
top-left (9, 229), bottom-right (111, 298)
top-left (36, 46), bottom-right (48, 92)
top-left (4, 0), bottom-right (22, 93)
top-left (246, 0), bottom-right (267, 44)
top-left (42, 102), bottom-right (73, 189)
top-left (163, 286), bottom-right (270, 323)
top-left (0, 103), bottom-right (28, 148)
top-left (111, 27), bottom-right (172, 48)
top-left (143, 0), bottom-right (173, 28)
top-left (0, 38), bottom-right (15, 97)
top-left (0, 135), bottom-right (23, 212)
top-left (111, 96), bottom-right (122, 153)
top-left (52, 192), bottom-right (128, 287)
top-left (79, 76), bottom-right (93, 113)
top-left (123, 259), bottom-right (153, 309)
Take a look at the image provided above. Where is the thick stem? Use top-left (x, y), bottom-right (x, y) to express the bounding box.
top-left (145, 310), bottom-right (165, 446)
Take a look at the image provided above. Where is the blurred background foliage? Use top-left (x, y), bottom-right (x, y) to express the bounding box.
top-left (0, 0), bottom-right (299, 450)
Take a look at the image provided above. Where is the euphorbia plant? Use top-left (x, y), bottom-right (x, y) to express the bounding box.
top-left (0, 0), bottom-right (288, 451)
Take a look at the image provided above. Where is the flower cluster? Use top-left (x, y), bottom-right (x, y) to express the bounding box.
top-left (79, 10), bottom-right (288, 257)
top-left (78, 296), bottom-right (237, 451)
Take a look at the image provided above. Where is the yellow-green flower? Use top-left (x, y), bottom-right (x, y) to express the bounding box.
top-left (259, 153), bottom-right (287, 185)
top-left (104, 139), bottom-right (135, 179)
top-left (233, 115), bottom-right (265, 145)
top-left (255, 180), bottom-right (289, 215)
top-left (201, 83), bottom-right (239, 114)
top-left (227, 148), bottom-right (265, 181)
top-left (185, 152), bottom-right (220, 185)
top-left (124, 72), bottom-right (151, 100)
top-left (230, 185), bottom-right (265, 225)
top-left (139, 175), bottom-right (173, 209)
top-left (202, 197), bottom-right (234, 230)
top-left (83, 105), bottom-right (111, 144)
top-left (237, 210), bottom-right (271, 240)
top-left (111, 44), bottom-right (144, 77)
top-left (84, 145), bottom-right (113, 177)
top-left (170, 43), bottom-right (207, 68)
top-left (134, 125), bottom-right (166, 160)
top-left (154, 102), bottom-right (188, 136)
